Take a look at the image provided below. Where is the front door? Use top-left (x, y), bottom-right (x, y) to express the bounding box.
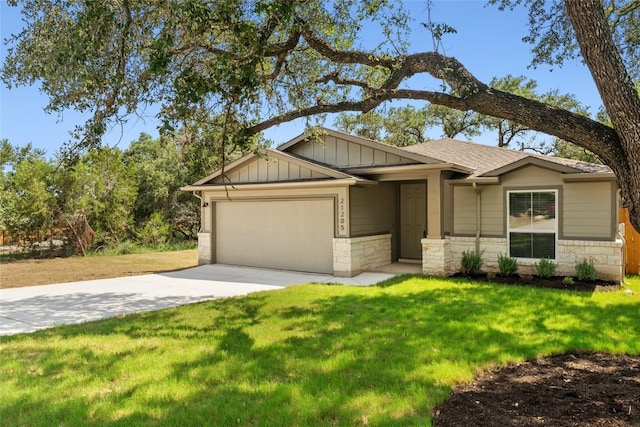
top-left (400, 183), bottom-right (426, 259)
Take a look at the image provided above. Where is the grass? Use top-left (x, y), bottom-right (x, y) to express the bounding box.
top-left (1, 275), bottom-right (638, 426)
top-left (0, 249), bottom-right (198, 289)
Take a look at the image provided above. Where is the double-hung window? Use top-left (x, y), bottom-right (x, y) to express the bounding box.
top-left (507, 190), bottom-right (557, 259)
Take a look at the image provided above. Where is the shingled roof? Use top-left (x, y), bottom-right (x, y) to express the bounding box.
top-left (401, 138), bottom-right (612, 178)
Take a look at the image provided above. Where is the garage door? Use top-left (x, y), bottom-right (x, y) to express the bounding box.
top-left (216, 199), bottom-right (334, 274)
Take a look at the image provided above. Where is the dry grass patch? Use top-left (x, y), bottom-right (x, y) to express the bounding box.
top-left (0, 249), bottom-right (198, 289)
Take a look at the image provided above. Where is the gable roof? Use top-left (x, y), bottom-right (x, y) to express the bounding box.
top-left (277, 127), bottom-right (450, 167)
top-left (190, 147), bottom-right (371, 187)
top-left (401, 138), bottom-right (613, 178)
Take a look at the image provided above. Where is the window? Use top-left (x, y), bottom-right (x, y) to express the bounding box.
top-left (507, 190), bottom-right (557, 259)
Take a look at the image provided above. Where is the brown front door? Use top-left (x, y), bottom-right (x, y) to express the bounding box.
top-left (400, 183), bottom-right (426, 259)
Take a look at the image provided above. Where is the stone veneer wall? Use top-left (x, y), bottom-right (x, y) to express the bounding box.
top-left (445, 236), bottom-right (623, 282)
top-left (421, 238), bottom-right (452, 276)
top-left (333, 234), bottom-right (392, 277)
top-left (448, 237), bottom-right (506, 274)
top-left (556, 239), bottom-right (623, 281)
top-left (197, 232), bottom-right (212, 265)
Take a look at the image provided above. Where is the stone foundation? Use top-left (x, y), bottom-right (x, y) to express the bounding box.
top-left (449, 236), bottom-right (507, 274)
top-left (557, 239), bottom-right (623, 282)
top-left (445, 236), bottom-right (623, 282)
top-left (197, 232), bottom-right (212, 265)
top-left (333, 234), bottom-right (392, 277)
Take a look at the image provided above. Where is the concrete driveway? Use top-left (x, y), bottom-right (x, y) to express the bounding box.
top-left (0, 264), bottom-right (395, 336)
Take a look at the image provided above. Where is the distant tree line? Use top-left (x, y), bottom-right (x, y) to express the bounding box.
top-left (0, 131), bottom-right (249, 255)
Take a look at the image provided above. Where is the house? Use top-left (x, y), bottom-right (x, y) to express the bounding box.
top-left (182, 128), bottom-right (623, 281)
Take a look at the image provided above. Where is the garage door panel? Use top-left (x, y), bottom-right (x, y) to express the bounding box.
top-left (216, 200), bottom-right (334, 274)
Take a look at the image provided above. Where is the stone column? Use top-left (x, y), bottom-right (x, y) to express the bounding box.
top-left (422, 238), bottom-right (452, 276)
top-left (197, 232), bottom-right (212, 265)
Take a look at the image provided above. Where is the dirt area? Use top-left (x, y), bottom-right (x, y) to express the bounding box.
top-left (433, 352), bottom-right (640, 426)
top-left (453, 273), bottom-right (620, 292)
top-left (0, 249), bottom-right (198, 288)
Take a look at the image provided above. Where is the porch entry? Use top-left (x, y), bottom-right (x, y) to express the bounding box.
top-left (400, 182), bottom-right (427, 259)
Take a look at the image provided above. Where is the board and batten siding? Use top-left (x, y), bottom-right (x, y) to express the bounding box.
top-left (290, 135), bottom-right (417, 168)
top-left (214, 157), bottom-right (330, 184)
top-left (563, 181), bottom-right (614, 239)
top-left (349, 183), bottom-right (398, 259)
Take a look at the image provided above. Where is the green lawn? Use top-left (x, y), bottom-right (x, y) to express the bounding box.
top-left (1, 276), bottom-right (639, 426)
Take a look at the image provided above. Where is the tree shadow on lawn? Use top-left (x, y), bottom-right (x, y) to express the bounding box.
top-left (2, 278), bottom-right (638, 426)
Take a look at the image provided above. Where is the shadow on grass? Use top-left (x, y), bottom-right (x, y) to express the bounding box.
top-left (1, 277), bottom-right (639, 426)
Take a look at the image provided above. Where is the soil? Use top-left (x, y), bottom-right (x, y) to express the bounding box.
top-left (433, 352), bottom-right (640, 427)
top-left (453, 272), bottom-right (620, 292)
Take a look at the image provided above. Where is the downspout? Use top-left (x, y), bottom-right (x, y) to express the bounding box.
top-left (618, 223), bottom-right (628, 285)
top-left (473, 182), bottom-right (481, 254)
top-left (192, 191), bottom-right (204, 233)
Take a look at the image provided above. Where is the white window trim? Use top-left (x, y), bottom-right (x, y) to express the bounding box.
top-left (507, 189), bottom-right (558, 261)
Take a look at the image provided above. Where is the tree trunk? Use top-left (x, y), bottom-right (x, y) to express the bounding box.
top-left (565, 0), bottom-right (640, 233)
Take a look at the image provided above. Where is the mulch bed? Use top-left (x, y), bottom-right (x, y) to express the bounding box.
top-left (452, 272), bottom-right (620, 292)
top-left (434, 275), bottom-right (635, 425)
top-left (433, 352), bottom-right (640, 427)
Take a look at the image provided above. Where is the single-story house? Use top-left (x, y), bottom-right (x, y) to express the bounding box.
top-left (182, 128), bottom-right (623, 281)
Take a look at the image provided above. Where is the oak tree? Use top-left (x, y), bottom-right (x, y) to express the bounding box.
top-left (3, 0), bottom-right (639, 230)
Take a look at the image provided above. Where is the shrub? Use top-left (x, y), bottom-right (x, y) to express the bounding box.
top-left (563, 276), bottom-right (574, 286)
top-left (575, 258), bottom-right (597, 281)
top-left (137, 212), bottom-right (170, 246)
top-left (534, 258), bottom-right (557, 278)
top-left (497, 253), bottom-right (519, 276)
top-left (110, 240), bottom-right (140, 255)
top-left (461, 250), bottom-right (484, 276)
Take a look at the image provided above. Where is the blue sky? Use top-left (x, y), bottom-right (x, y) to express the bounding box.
top-left (0, 1), bottom-right (601, 157)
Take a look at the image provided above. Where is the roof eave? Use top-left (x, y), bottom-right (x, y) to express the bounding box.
top-left (449, 176), bottom-right (501, 185)
top-left (180, 177), bottom-right (371, 192)
top-left (346, 163), bottom-right (474, 175)
top-left (562, 172), bottom-right (617, 182)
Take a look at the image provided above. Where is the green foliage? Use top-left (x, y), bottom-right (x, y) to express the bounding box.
top-left (497, 253), bottom-right (519, 276)
top-left (108, 240), bottom-right (140, 255)
top-left (461, 250), bottom-right (484, 276)
top-left (124, 133), bottom-right (186, 221)
top-left (0, 140), bottom-right (56, 245)
top-left (334, 103), bottom-right (482, 146)
top-left (575, 258), bottom-right (597, 281)
top-left (563, 276), bottom-right (574, 286)
top-left (534, 258), bottom-right (557, 278)
top-left (60, 146), bottom-right (137, 247)
top-left (489, 0), bottom-right (639, 80)
top-left (136, 212), bottom-right (170, 246)
top-left (483, 75), bottom-right (588, 152)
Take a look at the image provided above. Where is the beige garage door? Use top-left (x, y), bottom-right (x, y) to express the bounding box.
top-left (216, 199), bottom-right (334, 274)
